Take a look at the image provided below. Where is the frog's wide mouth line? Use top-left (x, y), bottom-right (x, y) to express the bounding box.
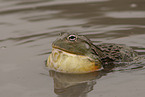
top-left (52, 45), bottom-right (86, 55)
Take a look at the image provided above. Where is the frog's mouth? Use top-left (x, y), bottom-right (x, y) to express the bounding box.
top-left (52, 45), bottom-right (86, 55)
top-left (46, 48), bottom-right (102, 74)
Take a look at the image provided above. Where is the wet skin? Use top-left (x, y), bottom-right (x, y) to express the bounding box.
top-left (47, 32), bottom-right (138, 73)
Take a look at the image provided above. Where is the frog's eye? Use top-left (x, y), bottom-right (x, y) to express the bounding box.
top-left (68, 35), bottom-right (77, 41)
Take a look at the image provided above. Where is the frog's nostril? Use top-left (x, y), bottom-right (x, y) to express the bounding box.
top-left (68, 35), bottom-right (76, 41)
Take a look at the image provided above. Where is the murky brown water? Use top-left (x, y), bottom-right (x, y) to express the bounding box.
top-left (0, 0), bottom-right (145, 97)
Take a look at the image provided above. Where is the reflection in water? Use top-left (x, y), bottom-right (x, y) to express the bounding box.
top-left (0, 0), bottom-right (145, 97)
top-left (48, 57), bottom-right (145, 97)
top-left (49, 70), bottom-right (105, 97)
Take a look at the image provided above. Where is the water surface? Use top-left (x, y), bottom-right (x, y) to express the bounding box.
top-left (0, 0), bottom-right (145, 97)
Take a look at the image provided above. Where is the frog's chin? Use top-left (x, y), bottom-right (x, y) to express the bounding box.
top-left (46, 48), bottom-right (103, 74)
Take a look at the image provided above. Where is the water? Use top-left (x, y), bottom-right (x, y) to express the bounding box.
top-left (0, 0), bottom-right (145, 97)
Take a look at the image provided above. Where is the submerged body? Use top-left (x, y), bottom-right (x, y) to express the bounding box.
top-left (46, 33), bottom-right (138, 73)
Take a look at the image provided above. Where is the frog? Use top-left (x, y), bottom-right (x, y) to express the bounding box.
top-left (46, 32), bottom-right (138, 73)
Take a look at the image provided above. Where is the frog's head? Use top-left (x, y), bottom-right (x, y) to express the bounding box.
top-left (52, 32), bottom-right (93, 55)
top-left (47, 32), bottom-right (103, 73)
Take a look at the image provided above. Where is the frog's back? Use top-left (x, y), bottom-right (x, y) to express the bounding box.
top-left (95, 43), bottom-right (138, 69)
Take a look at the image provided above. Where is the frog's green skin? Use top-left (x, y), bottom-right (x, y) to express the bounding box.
top-left (50, 32), bottom-right (138, 70)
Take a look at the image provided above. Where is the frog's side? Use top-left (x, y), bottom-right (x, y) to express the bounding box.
top-left (47, 32), bottom-right (138, 73)
top-left (94, 43), bottom-right (138, 69)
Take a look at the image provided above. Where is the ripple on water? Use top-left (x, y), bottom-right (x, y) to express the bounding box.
top-left (0, 0), bottom-right (145, 97)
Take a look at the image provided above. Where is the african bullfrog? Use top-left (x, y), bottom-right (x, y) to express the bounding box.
top-left (46, 32), bottom-right (138, 73)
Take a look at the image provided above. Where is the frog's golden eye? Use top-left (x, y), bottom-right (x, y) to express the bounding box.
top-left (68, 35), bottom-right (77, 41)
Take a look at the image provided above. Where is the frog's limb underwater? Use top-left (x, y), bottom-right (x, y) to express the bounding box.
top-left (46, 32), bottom-right (138, 73)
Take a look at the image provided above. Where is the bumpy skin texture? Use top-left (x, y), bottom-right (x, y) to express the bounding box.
top-left (93, 43), bottom-right (138, 69)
